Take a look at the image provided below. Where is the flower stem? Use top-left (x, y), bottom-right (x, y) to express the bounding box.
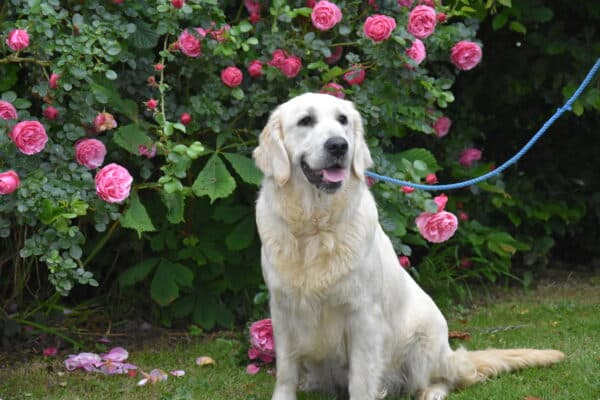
top-left (82, 219), bottom-right (120, 268)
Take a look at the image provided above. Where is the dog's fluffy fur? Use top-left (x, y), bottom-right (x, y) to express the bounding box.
top-left (253, 93), bottom-right (564, 400)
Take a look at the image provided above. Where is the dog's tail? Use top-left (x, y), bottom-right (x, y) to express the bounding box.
top-left (447, 347), bottom-right (565, 388)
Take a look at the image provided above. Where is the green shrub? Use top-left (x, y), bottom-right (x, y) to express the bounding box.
top-left (2, 0), bottom-right (582, 328)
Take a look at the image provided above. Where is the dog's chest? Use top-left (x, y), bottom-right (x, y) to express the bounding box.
top-left (280, 293), bottom-right (351, 361)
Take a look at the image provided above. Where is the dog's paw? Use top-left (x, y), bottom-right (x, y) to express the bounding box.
top-left (418, 384), bottom-right (448, 400)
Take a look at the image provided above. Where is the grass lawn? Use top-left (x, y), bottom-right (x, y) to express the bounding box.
top-left (1, 280), bottom-right (599, 400)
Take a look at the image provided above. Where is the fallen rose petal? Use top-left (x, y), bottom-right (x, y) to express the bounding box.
top-left (97, 337), bottom-right (111, 344)
top-left (148, 368), bottom-right (168, 383)
top-left (137, 378), bottom-right (149, 386)
top-left (43, 347), bottom-right (58, 357)
top-left (246, 363), bottom-right (260, 375)
top-left (102, 347), bottom-right (129, 362)
top-left (196, 356), bottom-right (215, 366)
top-left (170, 370), bottom-right (185, 377)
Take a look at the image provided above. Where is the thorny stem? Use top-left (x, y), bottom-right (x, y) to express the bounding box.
top-left (0, 55), bottom-right (51, 67)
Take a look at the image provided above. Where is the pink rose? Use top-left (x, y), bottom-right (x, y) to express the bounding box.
top-left (433, 116), bottom-right (451, 138)
top-left (0, 170), bottom-right (20, 195)
top-left (172, 0), bottom-right (184, 8)
top-left (6, 29), bottom-right (29, 52)
top-left (249, 319), bottom-right (275, 357)
top-left (415, 211), bottom-right (458, 243)
top-left (146, 98), bottom-right (158, 110)
top-left (450, 41), bottom-right (482, 71)
top-left (407, 5), bottom-right (437, 39)
top-left (49, 73), bottom-right (60, 89)
top-left (279, 55), bottom-right (302, 78)
top-left (324, 46), bottom-right (343, 64)
top-left (94, 112), bottom-right (117, 132)
top-left (248, 346), bottom-right (274, 363)
top-left (180, 112), bottom-right (192, 125)
top-left (95, 163), bottom-right (133, 203)
top-left (221, 66), bottom-right (243, 87)
top-left (436, 12), bottom-right (447, 23)
top-left (320, 82), bottom-right (345, 99)
top-left (343, 66), bottom-right (365, 85)
top-left (154, 63), bottom-right (165, 71)
top-left (433, 193), bottom-right (448, 212)
top-left (363, 14), bottom-right (397, 42)
top-left (406, 39), bottom-right (426, 66)
top-left (425, 173), bottom-right (437, 184)
top-left (399, 256), bottom-right (411, 268)
top-left (402, 186), bottom-right (415, 194)
top-left (306, 0), bottom-right (317, 7)
top-left (249, 12), bottom-right (261, 24)
top-left (459, 212), bottom-right (469, 221)
top-left (75, 138), bottom-right (107, 169)
top-left (210, 24), bottom-right (230, 42)
top-left (9, 121), bottom-right (48, 155)
top-left (311, 1), bottom-right (342, 31)
top-left (0, 100), bottom-right (18, 120)
top-left (248, 60), bottom-right (263, 77)
top-left (178, 28), bottom-right (205, 58)
top-left (459, 148), bottom-right (482, 168)
top-left (268, 49), bottom-right (287, 68)
top-left (138, 144), bottom-right (156, 159)
top-left (398, 0), bottom-right (414, 7)
top-left (43, 106), bottom-right (59, 120)
top-left (244, 0), bottom-right (260, 14)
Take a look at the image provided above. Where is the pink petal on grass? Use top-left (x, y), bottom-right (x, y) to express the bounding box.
top-left (246, 363), bottom-right (261, 375)
top-left (170, 370), bottom-right (185, 377)
top-left (102, 347), bottom-right (129, 362)
top-left (64, 352), bottom-right (102, 371)
top-left (137, 378), bottom-right (149, 386)
top-left (196, 356), bottom-right (215, 366)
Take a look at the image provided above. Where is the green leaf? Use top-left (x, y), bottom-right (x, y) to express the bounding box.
top-left (0, 64), bottom-right (18, 91)
top-left (492, 12), bottom-right (509, 31)
top-left (128, 21), bottom-right (159, 49)
top-left (225, 215), bottom-right (256, 250)
top-left (391, 148), bottom-right (441, 173)
top-left (508, 21), bottom-right (527, 34)
top-left (113, 124), bottom-right (150, 154)
top-left (105, 70), bottom-right (118, 80)
top-left (222, 153), bottom-right (263, 185)
top-left (118, 258), bottom-right (160, 287)
top-left (232, 87), bottom-right (244, 100)
top-left (497, 0), bottom-right (511, 7)
top-left (120, 192), bottom-right (156, 238)
top-left (161, 191), bottom-right (185, 224)
top-left (192, 154), bottom-right (236, 203)
top-left (150, 260), bottom-right (194, 306)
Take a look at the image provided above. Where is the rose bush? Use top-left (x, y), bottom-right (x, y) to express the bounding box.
top-left (1, 0), bottom-right (535, 326)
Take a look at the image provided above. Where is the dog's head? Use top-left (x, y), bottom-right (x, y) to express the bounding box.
top-left (253, 93), bottom-right (372, 194)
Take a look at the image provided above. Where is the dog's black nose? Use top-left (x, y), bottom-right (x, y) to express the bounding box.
top-left (324, 136), bottom-right (348, 157)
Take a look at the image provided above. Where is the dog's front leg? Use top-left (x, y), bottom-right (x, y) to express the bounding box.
top-left (347, 308), bottom-right (384, 400)
top-left (271, 310), bottom-right (300, 400)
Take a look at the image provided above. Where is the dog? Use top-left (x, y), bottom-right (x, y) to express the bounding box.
top-left (253, 93), bottom-right (564, 400)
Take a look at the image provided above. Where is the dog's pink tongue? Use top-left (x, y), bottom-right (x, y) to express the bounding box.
top-left (322, 168), bottom-right (347, 183)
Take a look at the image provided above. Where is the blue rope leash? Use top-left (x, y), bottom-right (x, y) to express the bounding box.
top-left (365, 57), bottom-right (600, 191)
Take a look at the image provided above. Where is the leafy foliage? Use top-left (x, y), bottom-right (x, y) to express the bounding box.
top-left (1, 0), bottom-right (593, 329)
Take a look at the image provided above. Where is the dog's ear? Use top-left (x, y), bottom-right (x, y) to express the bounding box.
top-left (351, 107), bottom-right (373, 179)
top-left (253, 109), bottom-right (291, 186)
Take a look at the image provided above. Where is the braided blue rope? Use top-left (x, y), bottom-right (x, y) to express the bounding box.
top-left (365, 57), bottom-right (600, 191)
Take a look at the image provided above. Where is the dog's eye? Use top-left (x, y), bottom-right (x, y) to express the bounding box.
top-left (337, 114), bottom-right (348, 125)
top-left (298, 115), bottom-right (315, 127)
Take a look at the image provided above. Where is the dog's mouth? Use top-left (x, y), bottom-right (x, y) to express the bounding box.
top-left (300, 158), bottom-right (348, 193)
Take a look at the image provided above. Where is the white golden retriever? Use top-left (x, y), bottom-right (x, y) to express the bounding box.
top-left (253, 93), bottom-right (564, 400)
